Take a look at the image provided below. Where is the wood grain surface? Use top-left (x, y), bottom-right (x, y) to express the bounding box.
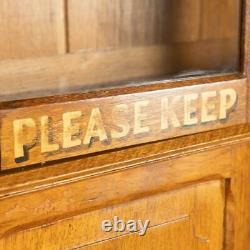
top-left (0, 1), bottom-right (248, 250)
top-left (0, 78), bottom-right (246, 169)
top-left (0, 41), bottom-right (239, 102)
top-left (0, 0), bottom-right (65, 59)
top-left (0, 123), bottom-right (249, 249)
top-left (0, 164), bottom-right (225, 249)
top-left (0, 0), bottom-right (241, 101)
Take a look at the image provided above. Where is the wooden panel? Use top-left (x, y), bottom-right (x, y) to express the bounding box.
top-left (81, 182), bottom-right (224, 250)
top-left (167, 0), bottom-right (201, 42)
top-left (201, 0), bottom-right (241, 40)
top-left (0, 0), bottom-right (241, 102)
top-left (193, 180), bottom-right (225, 249)
top-left (200, 0), bottom-right (241, 71)
top-left (68, 0), bottom-right (167, 52)
top-left (0, 78), bottom-right (246, 169)
top-left (0, 186), bottom-right (194, 249)
top-left (0, 181), bottom-right (224, 250)
top-left (0, 42), bottom-right (239, 102)
top-left (0, 146), bottom-right (231, 240)
top-left (68, 0), bottom-right (241, 51)
top-left (0, 0), bottom-right (66, 59)
top-left (228, 142), bottom-right (250, 250)
top-left (68, 0), bottom-right (201, 52)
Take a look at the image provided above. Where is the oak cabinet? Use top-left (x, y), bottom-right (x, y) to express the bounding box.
top-left (0, 0), bottom-right (250, 250)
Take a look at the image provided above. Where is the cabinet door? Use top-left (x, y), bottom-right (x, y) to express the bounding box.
top-left (0, 180), bottom-right (225, 250)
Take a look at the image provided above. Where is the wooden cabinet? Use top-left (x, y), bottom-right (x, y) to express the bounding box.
top-left (0, 0), bottom-right (250, 250)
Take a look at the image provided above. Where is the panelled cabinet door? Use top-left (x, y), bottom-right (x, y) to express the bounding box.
top-left (0, 181), bottom-right (225, 250)
top-left (78, 181), bottom-right (225, 250)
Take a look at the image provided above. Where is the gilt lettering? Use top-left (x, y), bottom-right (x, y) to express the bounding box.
top-left (12, 88), bottom-right (238, 163)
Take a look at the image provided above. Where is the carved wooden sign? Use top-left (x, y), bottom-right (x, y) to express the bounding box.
top-left (0, 79), bottom-right (247, 170)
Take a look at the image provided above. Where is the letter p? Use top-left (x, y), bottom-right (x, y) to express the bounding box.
top-left (13, 118), bottom-right (37, 163)
top-left (220, 89), bottom-right (237, 120)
